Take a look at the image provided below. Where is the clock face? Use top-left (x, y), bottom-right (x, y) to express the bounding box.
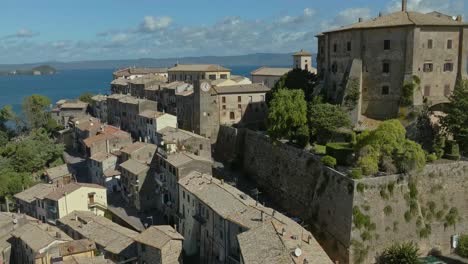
top-left (201, 82), bottom-right (211, 92)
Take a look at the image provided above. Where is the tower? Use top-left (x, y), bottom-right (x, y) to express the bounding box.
top-left (292, 49), bottom-right (313, 71)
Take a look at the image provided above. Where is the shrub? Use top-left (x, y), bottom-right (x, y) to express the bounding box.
top-left (357, 183), bottom-right (366, 193)
top-left (444, 140), bottom-right (461, 160)
top-left (321, 155), bottom-right (337, 168)
top-left (445, 207), bottom-right (459, 227)
top-left (326, 142), bottom-right (354, 166)
top-left (400, 82), bottom-right (416, 107)
top-left (426, 153), bottom-right (437, 163)
top-left (350, 168), bottom-right (363, 180)
top-left (380, 242), bottom-right (420, 264)
top-left (353, 207), bottom-right (372, 230)
top-left (394, 139), bottom-right (426, 173)
top-left (384, 206), bottom-right (393, 216)
top-left (457, 234), bottom-right (468, 258)
top-left (295, 125), bottom-right (310, 148)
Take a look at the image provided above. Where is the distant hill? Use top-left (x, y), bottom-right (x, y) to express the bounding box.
top-left (0, 53), bottom-right (317, 71)
top-left (0, 64), bottom-right (57, 75)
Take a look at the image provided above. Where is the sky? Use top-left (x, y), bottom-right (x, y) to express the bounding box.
top-left (0, 0), bottom-right (466, 64)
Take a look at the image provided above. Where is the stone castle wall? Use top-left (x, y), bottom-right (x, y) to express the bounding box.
top-left (215, 126), bottom-right (468, 264)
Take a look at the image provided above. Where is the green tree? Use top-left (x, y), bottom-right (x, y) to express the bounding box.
top-left (22, 94), bottom-right (52, 129)
top-left (457, 234), bottom-right (468, 258)
top-left (379, 242), bottom-right (420, 264)
top-left (308, 99), bottom-right (351, 144)
top-left (267, 89), bottom-right (308, 146)
top-left (79, 93), bottom-right (94, 104)
top-left (270, 68), bottom-right (319, 102)
top-left (441, 78), bottom-right (468, 154)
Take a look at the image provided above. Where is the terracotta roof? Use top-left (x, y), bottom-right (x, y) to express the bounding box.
top-left (11, 222), bottom-right (72, 252)
top-left (293, 49), bottom-right (312, 56)
top-left (212, 83), bottom-right (270, 94)
top-left (168, 64), bottom-right (231, 72)
top-left (323, 11), bottom-right (468, 33)
top-left (134, 226), bottom-right (183, 249)
top-left (73, 117), bottom-right (101, 131)
top-left (44, 183), bottom-right (105, 201)
top-left (83, 128), bottom-right (130, 147)
top-left (251, 67), bottom-right (292, 77)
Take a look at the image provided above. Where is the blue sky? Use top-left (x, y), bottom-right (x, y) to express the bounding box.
top-left (0, 0), bottom-right (465, 64)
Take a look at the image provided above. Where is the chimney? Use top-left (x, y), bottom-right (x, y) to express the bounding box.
top-left (402, 0), bottom-right (407, 12)
top-left (260, 211), bottom-right (264, 221)
top-left (281, 228), bottom-right (285, 236)
top-left (308, 234), bottom-right (312, 244)
top-left (56, 232), bottom-right (61, 239)
top-left (358, 17), bottom-right (363, 22)
top-left (379, 12), bottom-right (383, 17)
top-left (456, 15), bottom-right (463, 22)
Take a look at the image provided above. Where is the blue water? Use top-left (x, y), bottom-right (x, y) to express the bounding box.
top-left (0, 65), bottom-right (269, 113)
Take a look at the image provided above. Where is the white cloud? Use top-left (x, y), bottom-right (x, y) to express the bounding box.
top-left (387, 0), bottom-right (465, 15)
top-left (111, 33), bottom-right (129, 43)
top-left (1, 28), bottom-right (39, 39)
top-left (139, 16), bottom-right (172, 32)
top-left (320, 7), bottom-right (371, 31)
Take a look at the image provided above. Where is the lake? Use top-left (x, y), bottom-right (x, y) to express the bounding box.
top-left (0, 65), bottom-right (270, 113)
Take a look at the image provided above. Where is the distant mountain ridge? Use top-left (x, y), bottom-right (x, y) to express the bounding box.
top-left (0, 53), bottom-right (317, 71)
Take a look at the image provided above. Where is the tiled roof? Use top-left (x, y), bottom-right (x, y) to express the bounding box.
top-left (11, 222), bottom-right (72, 252)
top-left (168, 64), bottom-right (231, 72)
top-left (14, 184), bottom-right (56, 203)
top-left (138, 110), bottom-right (165, 119)
top-left (134, 226), bottom-right (183, 249)
top-left (251, 67), bottom-right (292, 76)
top-left (58, 211), bottom-right (138, 255)
top-left (165, 152), bottom-right (212, 167)
top-left (293, 49), bottom-right (312, 56)
top-left (83, 128), bottom-right (130, 147)
top-left (103, 169), bottom-right (121, 178)
top-left (158, 127), bottom-right (206, 142)
top-left (212, 83), bottom-right (270, 94)
top-left (120, 159), bottom-right (149, 175)
top-left (323, 11), bottom-right (468, 33)
top-left (91, 95), bottom-right (107, 102)
top-left (90, 152), bottom-right (116, 162)
top-left (44, 183), bottom-right (105, 201)
top-left (107, 93), bottom-right (129, 100)
top-left (57, 239), bottom-right (96, 257)
top-left (54, 256), bottom-right (113, 264)
top-left (128, 75), bottom-right (167, 85)
top-left (111, 78), bottom-right (130, 86)
top-left (59, 100), bottom-right (88, 109)
top-left (113, 67), bottom-right (168, 77)
top-left (45, 164), bottom-right (72, 180)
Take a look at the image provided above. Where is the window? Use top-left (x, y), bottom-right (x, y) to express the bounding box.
top-left (444, 63), bottom-right (454, 72)
top-left (220, 74), bottom-right (228, 79)
top-left (222, 97), bottom-right (226, 103)
top-left (384, 40), bottom-right (391, 50)
top-left (382, 86), bottom-right (390, 95)
top-left (261, 95), bottom-right (265, 101)
top-left (333, 44), bottom-right (337, 52)
top-left (229, 112), bottom-right (235, 120)
top-left (332, 62), bottom-right (338, 73)
top-left (238, 104), bottom-right (242, 109)
top-left (347, 41), bottom-right (351, 51)
top-left (382, 62), bottom-right (390, 73)
top-left (423, 63), bottom-right (433, 72)
top-left (249, 96), bottom-right (253, 103)
top-left (209, 74), bottom-right (216, 80)
top-left (427, 39), bottom-right (433, 49)
top-left (447, 39), bottom-right (453, 49)
top-left (183, 191), bottom-right (185, 199)
top-left (444, 85), bottom-right (451, 97)
top-left (141, 244), bottom-right (146, 252)
top-left (238, 96), bottom-right (241, 102)
top-left (222, 105), bottom-right (226, 110)
top-left (424, 85), bottom-right (431, 96)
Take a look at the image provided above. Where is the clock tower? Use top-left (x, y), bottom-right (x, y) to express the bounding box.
top-left (193, 80), bottom-right (219, 141)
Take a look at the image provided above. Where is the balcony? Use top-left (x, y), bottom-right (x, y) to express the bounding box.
top-left (88, 201), bottom-right (107, 210)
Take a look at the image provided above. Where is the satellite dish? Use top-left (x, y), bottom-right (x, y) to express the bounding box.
top-left (452, 16), bottom-right (458, 20)
top-left (294, 247), bottom-right (302, 257)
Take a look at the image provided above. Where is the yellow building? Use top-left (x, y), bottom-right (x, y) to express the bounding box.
top-left (168, 64), bottom-right (231, 83)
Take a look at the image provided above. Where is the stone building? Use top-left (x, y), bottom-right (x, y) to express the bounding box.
top-left (57, 211), bottom-right (139, 263)
top-left (154, 151), bottom-right (213, 225)
top-left (106, 95), bottom-right (158, 138)
top-left (82, 126), bottom-right (132, 157)
top-left (168, 64), bottom-right (231, 83)
top-left (52, 100), bottom-right (89, 128)
top-left (68, 116), bottom-right (103, 153)
top-left (178, 172), bottom-right (332, 264)
top-left (119, 142), bottom-right (157, 211)
top-left (90, 95), bottom-right (108, 122)
top-left (11, 222), bottom-right (73, 264)
top-left (157, 127), bottom-right (212, 158)
top-left (44, 164), bottom-right (74, 185)
top-left (251, 49), bottom-right (317, 88)
top-left (316, 0), bottom-right (468, 121)
top-left (111, 78), bottom-right (130, 94)
top-left (192, 80), bottom-right (270, 142)
top-left (136, 110), bottom-right (177, 144)
top-left (134, 225), bottom-right (184, 264)
top-left (159, 81), bottom-right (193, 114)
top-left (113, 67), bottom-right (168, 80)
top-left (127, 75), bottom-right (167, 99)
top-left (15, 182), bottom-right (107, 224)
top-left (88, 152), bottom-right (120, 192)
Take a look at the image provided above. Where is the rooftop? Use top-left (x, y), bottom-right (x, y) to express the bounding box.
top-left (113, 67), bottom-right (168, 77)
top-left (212, 83), bottom-right (271, 94)
top-left (72, 117), bottom-right (102, 132)
top-left (134, 225), bottom-right (183, 249)
top-left (54, 256), bottom-right (113, 264)
top-left (45, 164), bottom-right (72, 180)
top-left (158, 127), bottom-right (206, 142)
top-left (120, 158), bottom-right (149, 175)
top-left (118, 96), bottom-right (149, 105)
top-left (323, 11), bottom-right (468, 34)
top-left (56, 239), bottom-right (97, 257)
top-left (58, 100), bottom-right (88, 110)
top-left (111, 78), bottom-right (130, 86)
top-left (293, 49), bottom-right (312, 56)
top-left (179, 172), bottom-right (332, 264)
top-left (90, 152), bottom-right (116, 162)
top-left (120, 142), bottom-right (156, 164)
top-left (168, 64), bottom-right (231, 72)
top-left (44, 182), bottom-right (106, 201)
top-left (138, 110), bottom-right (165, 119)
top-left (251, 67), bottom-right (292, 77)
top-left (11, 222), bottom-right (72, 252)
top-left (58, 211), bottom-right (138, 255)
top-left (14, 183), bottom-right (56, 203)
top-left (91, 94), bottom-right (108, 102)
top-left (128, 75), bottom-right (167, 85)
top-left (165, 152), bottom-right (212, 167)
top-left (83, 128), bottom-right (130, 147)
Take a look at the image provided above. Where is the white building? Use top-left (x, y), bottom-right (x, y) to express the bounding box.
top-left (89, 152), bottom-right (120, 192)
top-left (137, 110), bottom-right (177, 144)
